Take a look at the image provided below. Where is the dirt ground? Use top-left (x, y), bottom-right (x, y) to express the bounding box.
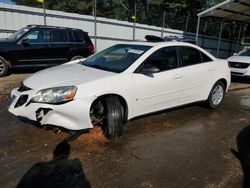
top-left (0, 73), bottom-right (250, 188)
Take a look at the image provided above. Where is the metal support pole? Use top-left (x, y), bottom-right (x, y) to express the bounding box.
top-left (161, 11), bottom-right (166, 38)
top-left (217, 21), bottom-right (224, 57)
top-left (195, 16), bottom-right (200, 45)
top-left (43, 1), bottom-right (46, 26)
top-left (133, 3), bottom-right (137, 41)
top-left (94, 0), bottom-right (97, 50)
top-left (185, 15), bottom-right (189, 31)
top-left (237, 24), bottom-right (242, 51)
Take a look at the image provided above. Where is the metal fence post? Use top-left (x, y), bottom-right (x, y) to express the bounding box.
top-left (216, 21), bottom-right (224, 57)
top-left (237, 24), bottom-right (242, 51)
top-left (94, 0), bottom-right (97, 50)
top-left (196, 16), bottom-right (200, 45)
top-left (43, 0), bottom-right (46, 25)
top-left (161, 11), bottom-right (166, 38)
top-left (133, 3), bottom-right (137, 41)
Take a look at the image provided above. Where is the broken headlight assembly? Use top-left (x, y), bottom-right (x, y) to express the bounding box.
top-left (31, 86), bottom-right (77, 104)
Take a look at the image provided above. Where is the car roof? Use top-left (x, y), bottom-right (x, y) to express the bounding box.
top-left (120, 41), bottom-right (198, 47)
top-left (26, 25), bottom-right (86, 32)
top-left (121, 41), bottom-right (216, 61)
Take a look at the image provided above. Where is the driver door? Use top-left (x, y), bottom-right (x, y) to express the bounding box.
top-left (13, 28), bottom-right (51, 66)
top-left (131, 46), bottom-right (183, 117)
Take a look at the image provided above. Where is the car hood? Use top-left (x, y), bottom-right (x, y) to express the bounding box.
top-left (0, 38), bottom-right (15, 44)
top-left (227, 56), bottom-right (250, 63)
top-left (24, 64), bottom-right (117, 90)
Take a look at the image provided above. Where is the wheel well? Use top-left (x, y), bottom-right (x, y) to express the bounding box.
top-left (0, 56), bottom-right (11, 67)
top-left (217, 78), bottom-right (227, 90)
top-left (71, 51), bottom-right (88, 59)
top-left (92, 94), bottom-right (129, 121)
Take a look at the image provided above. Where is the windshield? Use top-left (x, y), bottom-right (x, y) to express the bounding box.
top-left (8, 28), bottom-right (30, 40)
top-left (82, 44), bottom-right (152, 73)
top-left (238, 50), bottom-right (250, 56)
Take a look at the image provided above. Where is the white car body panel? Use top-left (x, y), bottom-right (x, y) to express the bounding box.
top-left (132, 69), bottom-right (182, 117)
top-left (8, 42), bottom-right (231, 131)
top-left (227, 55), bottom-right (250, 77)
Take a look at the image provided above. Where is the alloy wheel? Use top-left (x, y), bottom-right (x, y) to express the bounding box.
top-left (0, 59), bottom-right (5, 75)
top-left (211, 85), bottom-right (224, 106)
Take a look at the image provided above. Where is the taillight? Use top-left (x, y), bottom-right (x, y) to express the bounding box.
top-left (87, 44), bottom-right (95, 54)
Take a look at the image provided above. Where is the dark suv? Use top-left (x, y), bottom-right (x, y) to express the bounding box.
top-left (0, 25), bottom-right (95, 77)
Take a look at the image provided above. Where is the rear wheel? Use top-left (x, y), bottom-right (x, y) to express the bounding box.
top-left (206, 81), bottom-right (225, 109)
top-left (0, 57), bottom-right (9, 77)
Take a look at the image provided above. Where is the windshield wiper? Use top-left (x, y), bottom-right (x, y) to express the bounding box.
top-left (84, 64), bottom-right (118, 73)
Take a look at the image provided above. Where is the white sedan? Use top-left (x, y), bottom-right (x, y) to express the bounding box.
top-left (8, 41), bottom-right (231, 139)
top-left (227, 49), bottom-right (250, 77)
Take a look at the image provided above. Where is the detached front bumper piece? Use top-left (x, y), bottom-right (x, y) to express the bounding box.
top-left (8, 88), bottom-right (94, 131)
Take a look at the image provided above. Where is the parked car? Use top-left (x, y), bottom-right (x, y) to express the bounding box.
top-left (0, 25), bottom-right (94, 77)
top-left (8, 41), bottom-right (231, 139)
top-left (227, 49), bottom-right (250, 77)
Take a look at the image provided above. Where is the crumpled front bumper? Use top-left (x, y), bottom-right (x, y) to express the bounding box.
top-left (8, 88), bottom-right (94, 130)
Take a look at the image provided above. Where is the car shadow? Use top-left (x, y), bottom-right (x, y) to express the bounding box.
top-left (16, 141), bottom-right (91, 188)
top-left (231, 125), bottom-right (250, 188)
top-left (231, 76), bottom-right (250, 84)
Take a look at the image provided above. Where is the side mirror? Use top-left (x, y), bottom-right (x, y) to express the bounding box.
top-left (140, 64), bottom-right (160, 75)
top-left (233, 53), bottom-right (237, 56)
top-left (21, 38), bottom-right (30, 46)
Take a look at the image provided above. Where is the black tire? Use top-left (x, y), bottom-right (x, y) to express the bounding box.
top-left (71, 55), bottom-right (84, 61)
top-left (0, 57), bottom-right (9, 77)
top-left (102, 96), bottom-right (124, 139)
top-left (206, 81), bottom-right (225, 109)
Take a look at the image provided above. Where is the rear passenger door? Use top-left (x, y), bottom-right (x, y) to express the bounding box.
top-left (49, 29), bottom-right (70, 64)
top-left (177, 46), bottom-right (213, 104)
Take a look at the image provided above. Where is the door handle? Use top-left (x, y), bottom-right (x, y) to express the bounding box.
top-left (173, 74), bottom-right (183, 79)
top-left (208, 67), bottom-right (215, 71)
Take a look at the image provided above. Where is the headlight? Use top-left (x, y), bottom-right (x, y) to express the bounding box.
top-left (31, 86), bottom-right (77, 104)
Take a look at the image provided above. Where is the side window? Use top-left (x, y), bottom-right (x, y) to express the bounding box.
top-left (73, 30), bottom-right (85, 42)
top-left (23, 29), bottom-right (50, 43)
top-left (141, 47), bottom-right (178, 72)
top-left (200, 51), bottom-right (213, 62)
top-left (51, 29), bottom-right (68, 42)
top-left (179, 46), bottom-right (202, 66)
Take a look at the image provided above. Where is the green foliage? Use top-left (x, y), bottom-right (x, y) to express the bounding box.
top-left (208, 0), bottom-right (225, 7)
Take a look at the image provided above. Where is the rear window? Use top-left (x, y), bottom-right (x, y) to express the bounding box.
top-left (72, 30), bottom-right (85, 42)
top-left (51, 29), bottom-right (68, 42)
top-left (201, 52), bottom-right (212, 62)
top-left (179, 46), bottom-right (202, 66)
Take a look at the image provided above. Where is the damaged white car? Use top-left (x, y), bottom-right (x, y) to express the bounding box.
top-left (8, 42), bottom-right (231, 139)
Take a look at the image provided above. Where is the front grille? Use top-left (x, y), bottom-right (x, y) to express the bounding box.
top-left (231, 72), bottom-right (244, 76)
top-left (18, 82), bottom-right (31, 92)
top-left (14, 95), bottom-right (28, 108)
top-left (229, 61), bottom-right (250, 69)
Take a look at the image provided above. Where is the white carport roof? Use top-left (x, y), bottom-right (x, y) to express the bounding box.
top-left (198, 0), bottom-right (250, 23)
top-left (196, 0), bottom-right (250, 56)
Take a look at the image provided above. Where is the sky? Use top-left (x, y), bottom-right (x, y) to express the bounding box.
top-left (0, 0), bottom-right (15, 4)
